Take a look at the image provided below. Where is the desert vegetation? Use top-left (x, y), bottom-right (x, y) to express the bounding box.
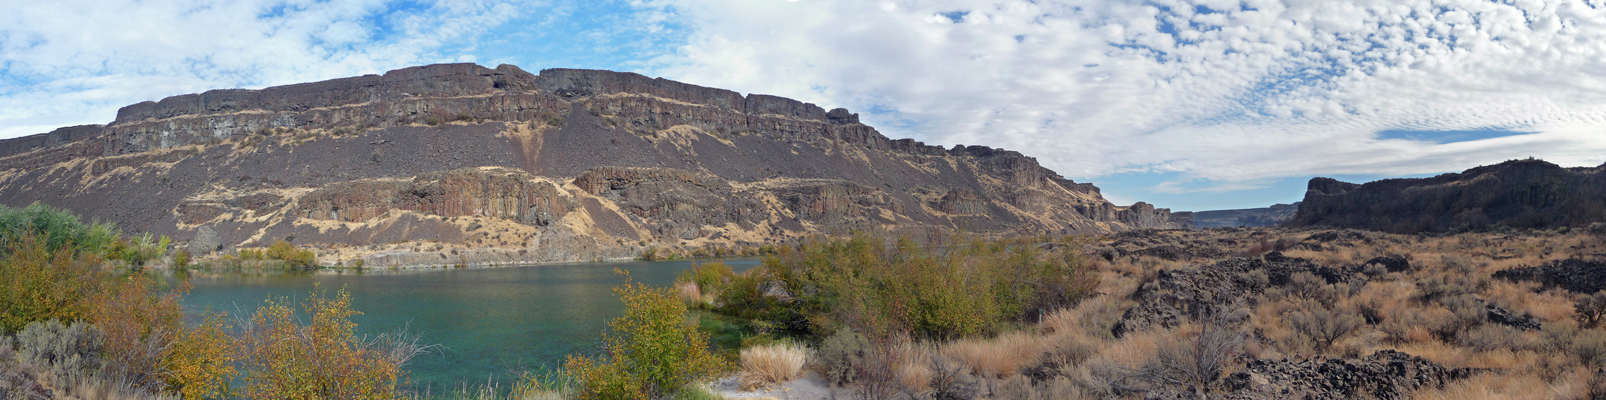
top-left (9, 199), bottom-right (1606, 400)
top-left (0, 204), bottom-right (422, 399)
top-left (650, 227), bottom-right (1606, 400)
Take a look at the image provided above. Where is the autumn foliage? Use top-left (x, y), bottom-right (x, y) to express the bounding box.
top-left (566, 272), bottom-right (727, 399)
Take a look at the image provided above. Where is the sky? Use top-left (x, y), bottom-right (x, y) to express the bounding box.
top-left (4, 0), bottom-right (1606, 212)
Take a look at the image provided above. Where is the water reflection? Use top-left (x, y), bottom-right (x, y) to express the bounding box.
top-left (174, 258), bottom-right (761, 389)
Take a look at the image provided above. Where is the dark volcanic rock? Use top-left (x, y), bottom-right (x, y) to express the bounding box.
top-left (1113, 252), bottom-right (1356, 337)
top-left (298, 168), bottom-right (575, 226)
top-left (1485, 304), bottom-right (1541, 331)
top-left (1214, 350), bottom-right (1477, 400)
top-left (1363, 255), bottom-right (1411, 273)
top-left (1291, 159), bottom-right (1606, 233)
top-left (1492, 259), bottom-right (1606, 294)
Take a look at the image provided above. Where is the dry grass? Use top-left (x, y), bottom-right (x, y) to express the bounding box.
top-left (1410, 371), bottom-right (1574, 400)
top-left (893, 343), bottom-right (934, 393)
top-left (738, 343), bottom-right (810, 391)
top-left (1092, 330), bottom-right (1161, 370)
top-left (675, 281), bottom-right (703, 306)
top-left (942, 331), bottom-right (1048, 378)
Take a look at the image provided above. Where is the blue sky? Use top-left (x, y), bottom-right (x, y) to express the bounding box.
top-left (4, 0), bottom-right (1606, 212)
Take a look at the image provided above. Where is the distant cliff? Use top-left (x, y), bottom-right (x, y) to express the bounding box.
top-left (1290, 159), bottom-right (1606, 233)
top-left (1193, 203), bottom-right (1299, 228)
top-left (0, 63), bottom-right (1189, 266)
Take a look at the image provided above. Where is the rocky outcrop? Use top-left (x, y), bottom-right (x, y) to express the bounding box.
top-left (1492, 259), bottom-right (1606, 294)
top-left (1215, 350), bottom-right (1477, 400)
top-left (936, 188), bottom-right (987, 215)
top-left (1291, 159), bottom-right (1606, 233)
top-left (0, 125), bottom-right (103, 159)
top-left (573, 166), bottom-right (763, 240)
top-left (0, 63), bottom-right (1191, 266)
top-left (1193, 203), bottom-right (1299, 228)
top-left (297, 169), bottom-right (574, 227)
top-left (1113, 252), bottom-right (1358, 337)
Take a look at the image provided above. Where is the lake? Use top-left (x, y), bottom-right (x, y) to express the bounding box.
top-left (176, 258), bottom-right (761, 391)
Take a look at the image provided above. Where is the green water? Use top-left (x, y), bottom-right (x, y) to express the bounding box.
top-left (176, 259), bottom-right (759, 391)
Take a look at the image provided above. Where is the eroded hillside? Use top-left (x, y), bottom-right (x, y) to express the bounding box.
top-left (0, 63), bottom-right (1189, 267)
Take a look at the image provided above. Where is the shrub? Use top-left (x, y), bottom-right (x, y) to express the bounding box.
top-left (1578, 291), bottom-right (1606, 328)
top-left (1286, 272), bottom-right (1336, 306)
top-left (676, 262), bottom-right (735, 295)
top-left (927, 356), bottom-right (979, 400)
top-left (0, 234), bottom-right (105, 333)
top-left (819, 327), bottom-right (869, 386)
top-left (739, 342), bottom-right (809, 390)
top-left (853, 346), bottom-right (901, 400)
top-left (1288, 304), bottom-right (1363, 353)
top-left (86, 274), bottom-right (187, 390)
top-left (1588, 222), bottom-right (1606, 236)
top-left (1437, 295), bottom-right (1487, 338)
top-left (163, 313), bottom-right (235, 399)
top-left (1456, 324), bottom-right (1529, 352)
top-left (118, 233), bottom-right (168, 268)
top-left (1573, 328), bottom-right (1606, 369)
top-left (266, 240), bottom-right (316, 269)
top-left (638, 246), bottom-right (660, 261)
top-left (757, 234), bottom-right (1098, 340)
top-left (172, 249), bottom-right (191, 269)
top-left (0, 203), bottom-right (118, 257)
top-left (1140, 306), bottom-right (1247, 390)
top-left (14, 319), bottom-right (105, 386)
top-left (564, 356), bottom-right (645, 400)
top-left (236, 286), bottom-right (428, 399)
top-left (565, 272), bottom-right (726, 399)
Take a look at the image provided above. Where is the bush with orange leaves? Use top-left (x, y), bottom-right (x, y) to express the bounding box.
top-left (85, 273), bottom-right (192, 393)
top-left (0, 233), bottom-right (105, 333)
top-left (234, 286), bottom-right (431, 400)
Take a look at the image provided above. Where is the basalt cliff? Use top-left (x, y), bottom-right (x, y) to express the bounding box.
top-left (0, 63), bottom-right (1189, 267)
top-left (1192, 202), bottom-right (1299, 229)
top-left (1291, 159), bottom-right (1606, 233)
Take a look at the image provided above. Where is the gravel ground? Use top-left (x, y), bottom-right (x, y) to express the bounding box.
top-left (713, 371), bottom-right (836, 400)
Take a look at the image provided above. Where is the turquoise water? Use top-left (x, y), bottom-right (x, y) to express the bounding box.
top-left (176, 259), bottom-right (760, 391)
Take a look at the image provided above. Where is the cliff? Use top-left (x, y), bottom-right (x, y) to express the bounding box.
top-left (1193, 203), bottom-right (1300, 228)
top-left (1290, 159), bottom-right (1606, 233)
top-left (0, 63), bottom-right (1189, 266)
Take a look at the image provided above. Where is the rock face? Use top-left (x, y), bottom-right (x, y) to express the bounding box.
top-left (0, 63), bottom-right (1189, 266)
top-left (1193, 202), bottom-right (1299, 228)
top-left (1291, 159), bottom-right (1606, 233)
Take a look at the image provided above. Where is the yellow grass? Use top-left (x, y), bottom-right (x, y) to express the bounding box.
top-left (895, 348), bottom-right (934, 392)
top-left (1411, 371), bottom-right (1573, 400)
top-left (1093, 330), bottom-right (1160, 370)
top-left (943, 331), bottom-right (1048, 378)
top-left (739, 343), bottom-right (810, 391)
top-left (675, 281), bottom-right (703, 306)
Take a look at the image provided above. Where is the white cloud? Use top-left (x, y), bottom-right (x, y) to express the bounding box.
top-left (643, 0), bottom-right (1606, 193)
top-left (0, 0), bottom-right (523, 138)
top-left (6, 0), bottom-right (1606, 205)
